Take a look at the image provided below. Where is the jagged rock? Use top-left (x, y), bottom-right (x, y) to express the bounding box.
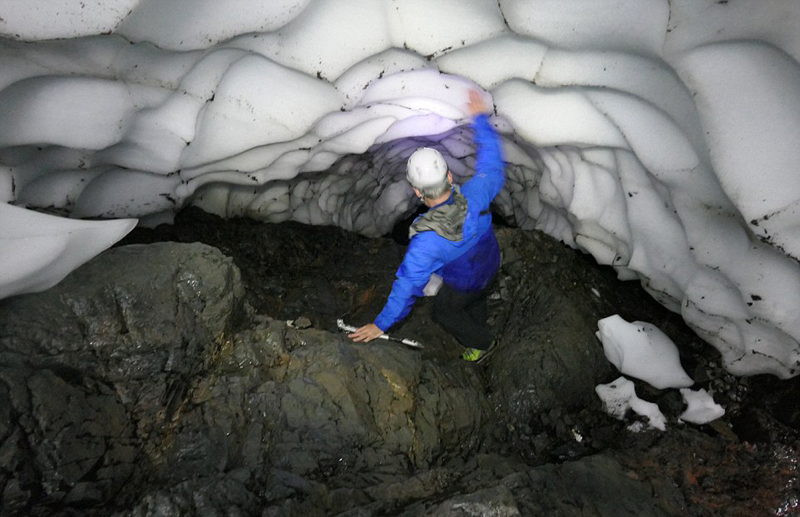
top-left (2, 217), bottom-right (792, 517)
top-left (430, 484), bottom-right (521, 516)
top-left (153, 316), bottom-right (491, 483)
top-left (0, 242), bottom-right (244, 513)
top-left (0, 239), bottom-right (494, 516)
top-left (484, 230), bottom-right (618, 457)
top-left (518, 454), bottom-right (685, 516)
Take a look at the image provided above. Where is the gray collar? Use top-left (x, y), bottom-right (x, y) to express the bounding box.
top-left (409, 186), bottom-right (468, 241)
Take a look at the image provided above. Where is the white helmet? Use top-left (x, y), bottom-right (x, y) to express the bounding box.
top-left (406, 147), bottom-right (448, 188)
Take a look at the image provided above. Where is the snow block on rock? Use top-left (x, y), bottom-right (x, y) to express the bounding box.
top-left (679, 388), bottom-right (725, 425)
top-left (596, 314), bottom-right (694, 390)
top-left (595, 376), bottom-right (667, 431)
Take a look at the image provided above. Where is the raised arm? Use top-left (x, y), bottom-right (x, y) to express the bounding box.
top-left (461, 90), bottom-right (504, 211)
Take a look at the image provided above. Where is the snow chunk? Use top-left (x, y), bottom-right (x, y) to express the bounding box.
top-left (595, 376), bottom-right (666, 431)
top-left (596, 315), bottom-right (694, 389)
top-left (679, 388), bottom-right (725, 425)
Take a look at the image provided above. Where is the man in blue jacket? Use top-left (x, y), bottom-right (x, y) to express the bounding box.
top-left (349, 90), bottom-right (505, 362)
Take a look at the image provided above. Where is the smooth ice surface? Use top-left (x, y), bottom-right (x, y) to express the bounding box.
top-left (1, 0), bottom-right (800, 379)
top-left (678, 388), bottom-right (725, 425)
top-left (595, 376), bottom-right (667, 431)
top-left (597, 315), bottom-right (694, 390)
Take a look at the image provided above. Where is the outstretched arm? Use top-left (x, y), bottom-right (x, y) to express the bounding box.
top-left (350, 234), bottom-right (443, 342)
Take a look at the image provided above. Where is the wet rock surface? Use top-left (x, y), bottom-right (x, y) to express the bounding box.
top-left (0, 207), bottom-right (798, 516)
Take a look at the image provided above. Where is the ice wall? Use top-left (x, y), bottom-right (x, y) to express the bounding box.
top-left (1, 0), bottom-right (799, 378)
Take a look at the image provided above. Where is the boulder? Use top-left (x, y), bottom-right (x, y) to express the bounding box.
top-left (0, 242), bottom-right (244, 511)
top-left (485, 230), bottom-right (615, 455)
top-left (0, 228), bottom-right (699, 517)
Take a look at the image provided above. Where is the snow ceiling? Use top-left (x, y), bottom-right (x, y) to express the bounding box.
top-left (1, 0), bottom-right (799, 379)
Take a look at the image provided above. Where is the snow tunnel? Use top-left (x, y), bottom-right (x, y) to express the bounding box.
top-left (1, 0), bottom-right (800, 380)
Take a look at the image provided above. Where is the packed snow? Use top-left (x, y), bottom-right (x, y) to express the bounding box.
top-left (595, 314), bottom-right (725, 427)
top-left (679, 388), bottom-right (726, 425)
top-left (1, 0), bottom-right (799, 380)
top-left (0, 203), bottom-right (136, 299)
top-left (596, 315), bottom-right (694, 390)
top-left (595, 376), bottom-right (668, 431)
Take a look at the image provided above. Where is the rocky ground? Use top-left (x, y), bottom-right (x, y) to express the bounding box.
top-left (1, 207), bottom-right (798, 516)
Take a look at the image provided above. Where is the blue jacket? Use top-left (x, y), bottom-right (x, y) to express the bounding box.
top-left (374, 114), bottom-right (505, 331)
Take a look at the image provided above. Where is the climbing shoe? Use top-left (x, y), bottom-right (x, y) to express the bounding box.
top-left (461, 347), bottom-right (485, 362)
top-left (461, 340), bottom-right (497, 363)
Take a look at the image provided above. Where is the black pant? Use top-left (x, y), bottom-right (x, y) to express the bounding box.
top-left (432, 282), bottom-right (493, 350)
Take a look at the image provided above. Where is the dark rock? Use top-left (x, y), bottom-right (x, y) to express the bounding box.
top-left (0, 242), bottom-right (244, 514)
top-left (485, 230), bottom-right (630, 459)
top-left (430, 484), bottom-right (521, 516)
top-left (519, 454), bottom-right (686, 516)
top-left (1, 213), bottom-right (796, 517)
